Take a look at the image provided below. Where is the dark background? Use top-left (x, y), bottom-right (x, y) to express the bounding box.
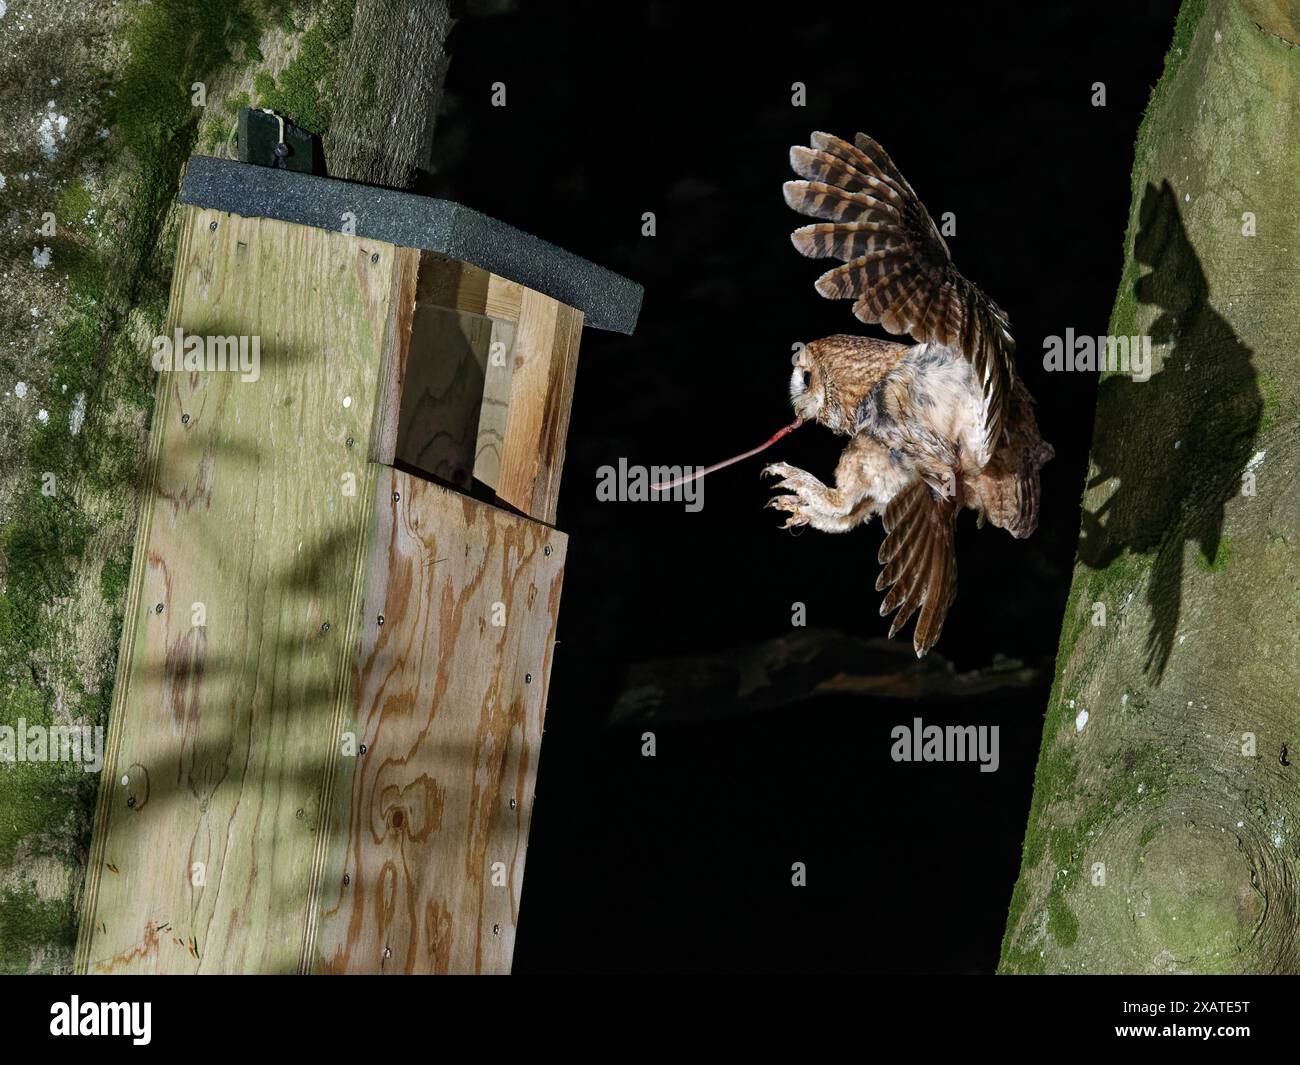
top-left (426, 0), bottom-right (1181, 972)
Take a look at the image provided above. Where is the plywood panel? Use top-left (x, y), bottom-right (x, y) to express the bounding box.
top-left (496, 289), bottom-right (584, 524)
top-left (370, 246), bottom-right (421, 465)
top-left (388, 307), bottom-right (518, 494)
top-left (310, 467), bottom-right (566, 974)
top-left (394, 305), bottom-right (492, 489)
top-left (75, 206), bottom-right (405, 973)
top-left (472, 318), bottom-right (516, 489)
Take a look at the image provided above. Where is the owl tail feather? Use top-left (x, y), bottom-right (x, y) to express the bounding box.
top-left (876, 480), bottom-right (958, 658)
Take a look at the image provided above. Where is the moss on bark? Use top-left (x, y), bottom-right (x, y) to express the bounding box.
top-left (1001, 0), bottom-right (1300, 973)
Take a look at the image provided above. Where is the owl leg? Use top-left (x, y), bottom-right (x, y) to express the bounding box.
top-left (763, 461), bottom-right (872, 532)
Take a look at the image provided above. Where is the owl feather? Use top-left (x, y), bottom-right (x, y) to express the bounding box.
top-left (769, 132), bottom-right (1053, 657)
top-left (783, 131), bottom-right (1014, 468)
top-left (876, 481), bottom-right (958, 657)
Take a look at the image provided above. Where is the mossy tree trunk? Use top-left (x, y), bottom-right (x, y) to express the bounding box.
top-left (1000, 0), bottom-right (1300, 973)
top-left (0, 0), bottom-right (452, 974)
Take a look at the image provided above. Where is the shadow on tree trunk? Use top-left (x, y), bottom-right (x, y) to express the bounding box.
top-left (1077, 179), bottom-right (1261, 680)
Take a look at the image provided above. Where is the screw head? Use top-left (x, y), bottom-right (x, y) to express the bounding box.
top-left (377, 614), bottom-right (385, 626)
top-left (155, 603), bottom-right (164, 614)
top-left (343, 873), bottom-right (350, 886)
top-left (209, 220), bottom-right (218, 232)
top-left (525, 672), bottom-right (533, 684)
top-left (126, 795), bottom-right (136, 808)
top-left (509, 797), bottom-right (517, 810)
top-left (543, 545), bottom-right (552, 557)
top-left (392, 491), bottom-right (400, 502)
top-left (370, 252), bottom-right (379, 264)
top-left (321, 621), bottom-right (331, 633)
top-left (359, 743), bottom-right (368, 755)
top-left (492, 924), bottom-right (501, 936)
top-left (295, 808), bottom-right (304, 820)
top-left (181, 413), bottom-right (190, 425)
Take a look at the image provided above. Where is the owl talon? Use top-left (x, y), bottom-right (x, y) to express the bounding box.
top-left (767, 494), bottom-right (808, 527)
top-left (763, 462), bottom-right (819, 499)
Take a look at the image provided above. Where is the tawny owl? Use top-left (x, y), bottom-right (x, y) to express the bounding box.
top-left (765, 131), bottom-right (1053, 657)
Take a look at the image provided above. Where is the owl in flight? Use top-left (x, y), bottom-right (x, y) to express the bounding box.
top-left (766, 131), bottom-right (1053, 657)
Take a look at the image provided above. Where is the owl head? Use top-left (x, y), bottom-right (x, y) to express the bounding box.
top-left (789, 338), bottom-right (857, 433)
top-left (789, 343), bottom-right (830, 428)
top-left (790, 335), bottom-right (907, 436)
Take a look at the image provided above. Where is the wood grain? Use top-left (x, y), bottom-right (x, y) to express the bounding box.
top-left (410, 254), bottom-right (585, 522)
top-left (77, 213), bottom-right (584, 975)
top-left (370, 247), bottom-right (421, 465)
top-left (416, 251), bottom-right (523, 322)
top-left (388, 305), bottom-right (518, 495)
top-left (496, 289), bottom-right (584, 524)
top-left (311, 468), bottom-right (566, 974)
top-left (75, 206), bottom-right (406, 973)
top-left (395, 305), bottom-right (492, 489)
top-left (473, 319), bottom-right (517, 490)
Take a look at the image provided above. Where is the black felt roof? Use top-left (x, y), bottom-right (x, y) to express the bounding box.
top-left (180, 155), bottom-right (643, 335)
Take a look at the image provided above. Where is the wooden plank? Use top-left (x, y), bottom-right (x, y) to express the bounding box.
top-left (416, 252), bottom-right (523, 322)
top-left (311, 467), bottom-right (566, 974)
top-left (495, 289), bottom-right (584, 524)
top-left (385, 277), bottom-right (518, 495)
top-left (73, 204), bottom-right (199, 976)
top-left (393, 304), bottom-right (492, 489)
top-left (75, 206), bottom-right (404, 973)
top-left (472, 318), bottom-right (516, 490)
top-left (370, 247), bottom-right (421, 465)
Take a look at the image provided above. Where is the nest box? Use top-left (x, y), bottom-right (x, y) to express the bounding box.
top-left (76, 155), bottom-right (641, 975)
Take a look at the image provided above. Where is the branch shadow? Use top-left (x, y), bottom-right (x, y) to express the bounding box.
top-left (1077, 180), bottom-right (1261, 680)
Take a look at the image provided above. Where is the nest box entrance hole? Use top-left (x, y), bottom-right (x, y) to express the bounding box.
top-left (395, 252), bottom-right (517, 494)
top-left (390, 251), bottom-right (583, 525)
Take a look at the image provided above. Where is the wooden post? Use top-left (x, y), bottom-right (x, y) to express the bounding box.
top-left (74, 159), bottom-right (639, 974)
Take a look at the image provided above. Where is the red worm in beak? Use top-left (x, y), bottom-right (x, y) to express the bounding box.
top-left (650, 417), bottom-right (804, 491)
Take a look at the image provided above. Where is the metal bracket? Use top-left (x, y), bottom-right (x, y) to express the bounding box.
top-left (235, 107), bottom-right (319, 174)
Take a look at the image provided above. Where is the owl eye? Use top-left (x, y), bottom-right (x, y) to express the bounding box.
top-left (802, 370), bottom-right (812, 388)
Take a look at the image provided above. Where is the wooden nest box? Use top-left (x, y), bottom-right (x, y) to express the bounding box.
top-left (75, 156), bottom-right (641, 974)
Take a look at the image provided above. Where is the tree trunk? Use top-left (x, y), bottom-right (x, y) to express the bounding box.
top-left (325, 0), bottom-right (454, 188)
top-left (1000, 0), bottom-right (1300, 974)
top-left (0, 0), bottom-right (455, 975)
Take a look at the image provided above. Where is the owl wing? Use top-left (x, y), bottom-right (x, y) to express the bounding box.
top-left (876, 479), bottom-right (958, 658)
top-left (784, 131), bottom-right (1014, 467)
